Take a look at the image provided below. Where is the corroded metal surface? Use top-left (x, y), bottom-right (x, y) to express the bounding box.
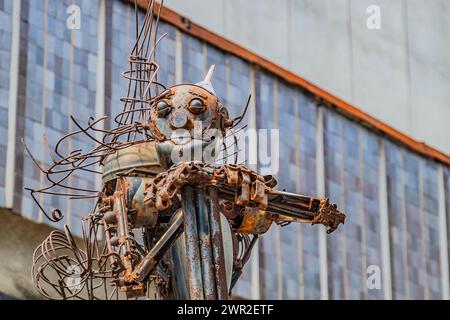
top-left (194, 188), bottom-right (217, 300)
top-left (144, 161), bottom-right (345, 234)
top-left (180, 186), bottom-right (204, 300)
top-left (27, 0), bottom-right (346, 301)
top-left (102, 141), bottom-right (162, 183)
top-left (312, 199), bottom-right (347, 234)
top-left (130, 211), bottom-right (184, 284)
top-left (144, 162), bottom-right (276, 211)
top-left (237, 207), bottom-right (273, 234)
top-left (207, 186), bottom-right (228, 300)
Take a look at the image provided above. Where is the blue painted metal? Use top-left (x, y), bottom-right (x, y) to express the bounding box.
top-left (180, 185), bottom-right (204, 299)
top-left (194, 187), bottom-right (217, 299)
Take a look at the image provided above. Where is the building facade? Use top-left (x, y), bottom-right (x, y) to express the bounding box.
top-left (164, 0), bottom-right (450, 156)
top-left (0, 0), bottom-right (449, 300)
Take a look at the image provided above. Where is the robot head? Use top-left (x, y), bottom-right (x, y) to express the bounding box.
top-left (149, 66), bottom-right (233, 168)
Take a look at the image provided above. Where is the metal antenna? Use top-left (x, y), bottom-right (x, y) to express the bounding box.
top-left (197, 65), bottom-right (217, 94)
top-left (204, 65), bottom-right (216, 82)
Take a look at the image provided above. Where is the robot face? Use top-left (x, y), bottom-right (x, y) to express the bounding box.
top-left (149, 84), bottom-right (231, 168)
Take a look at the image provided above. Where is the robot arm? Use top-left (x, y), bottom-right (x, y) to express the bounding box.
top-left (143, 161), bottom-right (346, 235)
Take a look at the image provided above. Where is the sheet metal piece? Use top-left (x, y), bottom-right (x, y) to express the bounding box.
top-left (130, 212), bottom-right (184, 283)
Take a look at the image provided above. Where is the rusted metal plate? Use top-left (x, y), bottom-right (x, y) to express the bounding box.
top-left (102, 141), bottom-right (163, 183)
top-left (237, 207), bottom-right (273, 235)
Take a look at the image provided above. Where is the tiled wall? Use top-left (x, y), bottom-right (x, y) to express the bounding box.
top-left (182, 34), bottom-right (203, 83)
top-left (296, 93), bottom-right (321, 300)
top-left (109, 0), bottom-right (140, 125)
top-left (255, 72), bottom-right (279, 299)
top-left (0, 0), bottom-right (13, 206)
top-left (227, 56), bottom-right (250, 119)
top-left (278, 83), bottom-right (304, 300)
top-left (224, 54), bottom-right (252, 297)
top-left (278, 82), bottom-right (321, 300)
top-left (108, 0), bottom-right (176, 128)
top-left (421, 161), bottom-right (441, 299)
top-left (205, 46), bottom-right (226, 102)
top-left (155, 20), bottom-right (176, 88)
top-left (360, 129), bottom-right (383, 299)
top-left (386, 142), bottom-right (442, 299)
top-left (324, 109), bottom-right (384, 299)
top-left (323, 109), bottom-right (347, 299)
top-left (18, 0), bottom-right (99, 234)
top-left (254, 73), bottom-right (321, 300)
top-left (385, 142), bottom-right (407, 298)
top-left (445, 167), bottom-right (450, 280)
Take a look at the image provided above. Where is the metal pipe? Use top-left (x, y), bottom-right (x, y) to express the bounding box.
top-left (180, 185), bottom-right (204, 299)
top-left (114, 191), bottom-right (133, 274)
top-left (131, 212), bottom-right (184, 283)
top-left (207, 186), bottom-right (228, 300)
top-left (217, 190), bottom-right (315, 221)
top-left (194, 187), bottom-right (217, 300)
top-left (229, 235), bottom-right (259, 293)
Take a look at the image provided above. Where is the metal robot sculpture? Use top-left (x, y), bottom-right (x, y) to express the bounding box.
top-left (26, 1), bottom-right (345, 300)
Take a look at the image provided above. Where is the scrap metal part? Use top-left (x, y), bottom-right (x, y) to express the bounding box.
top-left (143, 162), bottom-right (276, 211)
top-left (27, 0), bottom-right (348, 301)
top-left (144, 161), bottom-right (346, 234)
top-left (312, 199), bottom-right (347, 234)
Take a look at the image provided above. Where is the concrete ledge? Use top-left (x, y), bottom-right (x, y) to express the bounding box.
top-left (0, 209), bottom-right (58, 300)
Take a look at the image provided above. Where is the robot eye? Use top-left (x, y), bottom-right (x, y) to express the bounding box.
top-left (188, 98), bottom-right (206, 114)
top-left (156, 100), bottom-right (171, 117)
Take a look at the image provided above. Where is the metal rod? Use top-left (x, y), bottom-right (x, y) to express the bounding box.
top-left (131, 212), bottom-right (184, 283)
top-left (217, 190), bottom-right (315, 221)
top-left (114, 190), bottom-right (133, 275)
top-left (207, 186), bottom-right (228, 300)
top-left (195, 187), bottom-right (217, 300)
top-left (180, 185), bottom-right (204, 299)
top-left (229, 235), bottom-right (258, 293)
